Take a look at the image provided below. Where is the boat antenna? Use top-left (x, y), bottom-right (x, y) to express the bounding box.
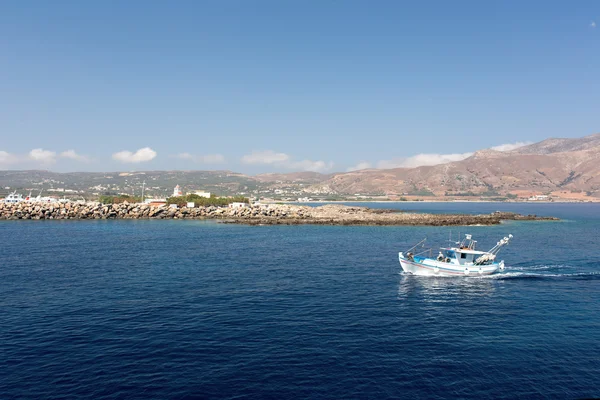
top-left (407, 237), bottom-right (427, 253)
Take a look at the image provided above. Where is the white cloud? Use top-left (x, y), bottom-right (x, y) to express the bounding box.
top-left (28, 148), bottom-right (57, 164)
top-left (347, 161), bottom-right (372, 172)
top-left (3, 149), bottom-right (91, 165)
top-left (112, 147), bottom-right (157, 163)
top-left (175, 153), bottom-right (225, 164)
top-left (591, 21), bottom-right (597, 28)
top-left (241, 150), bottom-right (290, 165)
top-left (490, 141), bottom-right (532, 152)
top-left (0, 151), bottom-right (19, 165)
top-left (376, 159), bottom-right (403, 169)
top-left (60, 150), bottom-right (90, 162)
top-left (375, 141), bottom-right (534, 170)
top-left (240, 150), bottom-right (333, 172)
top-left (377, 152), bottom-right (473, 169)
top-left (290, 159), bottom-right (334, 172)
top-left (176, 152), bottom-right (194, 160)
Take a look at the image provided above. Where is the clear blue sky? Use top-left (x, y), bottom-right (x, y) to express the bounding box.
top-left (1, 1), bottom-right (598, 173)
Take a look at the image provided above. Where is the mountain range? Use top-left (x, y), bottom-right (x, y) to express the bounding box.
top-left (305, 133), bottom-right (600, 199)
top-left (1, 133), bottom-right (599, 200)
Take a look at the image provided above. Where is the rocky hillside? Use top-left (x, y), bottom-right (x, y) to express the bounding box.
top-left (510, 133), bottom-right (600, 155)
top-left (253, 171), bottom-right (331, 183)
top-left (0, 170), bottom-right (260, 198)
top-left (309, 133), bottom-right (600, 197)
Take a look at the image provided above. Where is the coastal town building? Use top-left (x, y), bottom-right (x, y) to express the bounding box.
top-left (191, 190), bottom-right (211, 198)
top-left (47, 188), bottom-right (82, 193)
top-left (144, 198), bottom-right (167, 206)
top-left (228, 202), bottom-right (247, 209)
top-left (528, 195), bottom-right (550, 201)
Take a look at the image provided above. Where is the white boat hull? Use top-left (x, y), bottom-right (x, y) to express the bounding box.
top-left (399, 252), bottom-right (503, 277)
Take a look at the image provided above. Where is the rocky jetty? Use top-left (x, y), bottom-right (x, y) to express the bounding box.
top-left (0, 202), bottom-right (558, 226)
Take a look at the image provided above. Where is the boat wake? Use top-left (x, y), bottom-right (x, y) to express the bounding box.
top-left (478, 263), bottom-right (600, 281)
top-left (508, 264), bottom-right (571, 271)
top-left (484, 271), bottom-right (600, 281)
top-left (399, 263), bottom-right (600, 281)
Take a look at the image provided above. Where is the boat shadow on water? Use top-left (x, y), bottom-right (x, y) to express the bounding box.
top-left (397, 273), bottom-right (499, 300)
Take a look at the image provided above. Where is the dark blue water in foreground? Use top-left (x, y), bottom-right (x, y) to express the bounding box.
top-left (1, 203), bottom-right (599, 399)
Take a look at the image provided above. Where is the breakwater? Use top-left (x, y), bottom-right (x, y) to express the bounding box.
top-left (0, 202), bottom-right (558, 225)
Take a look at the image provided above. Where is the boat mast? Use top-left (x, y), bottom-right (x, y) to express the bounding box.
top-left (406, 238), bottom-right (427, 253)
top-left (487, 234), bottom-right (513, 255)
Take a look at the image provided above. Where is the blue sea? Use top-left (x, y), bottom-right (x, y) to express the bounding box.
top-left (1, 202), bottom-right (599, 399)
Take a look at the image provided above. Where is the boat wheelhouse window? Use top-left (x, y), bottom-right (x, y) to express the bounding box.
top-left (461, 253), bottom-right (467, 259)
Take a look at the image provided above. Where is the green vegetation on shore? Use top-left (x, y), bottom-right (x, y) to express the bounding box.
top-left (166, 194), bottom-right (249, 207)
top-left (99, 195), bottom-right (142, 204)
top-left (98, 193), bottom-right (250, 207)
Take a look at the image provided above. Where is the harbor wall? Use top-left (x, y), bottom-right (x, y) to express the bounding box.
top-left (0, 202), bottom-right (557, 225)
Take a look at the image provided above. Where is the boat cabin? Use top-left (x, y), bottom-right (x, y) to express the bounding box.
top-left (433, 233), bottom-right (487, 265)
top-left (437, 248), bottom-right (487, 265)
top-left (3, 192), bottom-right (24, 204)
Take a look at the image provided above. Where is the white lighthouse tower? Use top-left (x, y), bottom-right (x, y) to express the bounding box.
top-left (173, 185), bottom-right (183, 197)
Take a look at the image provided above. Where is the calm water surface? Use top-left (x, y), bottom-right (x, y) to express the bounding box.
top-left (1, 203), bottom-right (599, 399)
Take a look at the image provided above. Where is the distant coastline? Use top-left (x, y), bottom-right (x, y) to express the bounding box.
top-left (288, 199), bottom-right (600, 204)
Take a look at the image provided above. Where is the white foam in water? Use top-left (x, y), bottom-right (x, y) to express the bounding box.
top-left (480, 270), bottom-right (600, 280)
top-left (399, 266), bottom-right (600, 280)
top-left (507, 264), bottom-right (570, 271)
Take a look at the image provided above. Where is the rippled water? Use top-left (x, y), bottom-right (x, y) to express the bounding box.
top-left (1, 203), bottom-right (599, 399)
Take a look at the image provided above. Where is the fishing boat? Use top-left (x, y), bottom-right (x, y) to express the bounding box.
top-left (399, 234), bottom-right (512, 276)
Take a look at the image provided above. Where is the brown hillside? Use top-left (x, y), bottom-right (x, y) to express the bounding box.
top-left (310, 134), bottom-right (600, 197)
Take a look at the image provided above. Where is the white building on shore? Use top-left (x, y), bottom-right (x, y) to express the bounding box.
top-left (528, 195), bottom-right (550, 201)
top-left (144, 198), bottom-right (167, 205)
top-left (191, 190), bottom-right (211, 198)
